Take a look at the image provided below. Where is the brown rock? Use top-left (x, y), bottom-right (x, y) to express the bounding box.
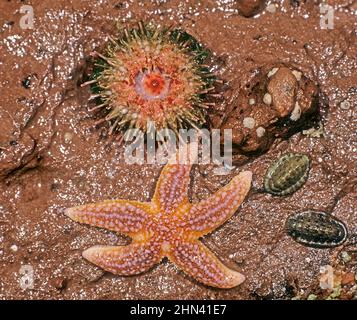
top-left (50, 277), bottom-right (68, 291)
top-left (236, 0), bottom-right (267, 17)
top-left (84, 268), bottom-right (105, 283)
top-left (210, 63), bottom-right (319, 156)
top-left (0, 132), bottom-right (39, 179)
top-left (341, 272), bottom-right (356, 286)
top-left (267, 67), bottom-right (298, 117)
top-left (0, 108), bottom-right (14, 145)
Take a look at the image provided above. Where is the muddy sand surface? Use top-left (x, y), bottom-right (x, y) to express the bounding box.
top-left (0, 0), bottom-right (356, 299)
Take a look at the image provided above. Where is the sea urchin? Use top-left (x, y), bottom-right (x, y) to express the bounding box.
top-left (84, 22), bottom-right (216, 135)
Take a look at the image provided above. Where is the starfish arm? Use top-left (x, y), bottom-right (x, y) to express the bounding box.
top-left (181, 171), bottom-right (252, 237)
top-left (152, 163), bottom-right (192, 214)
top-left (82, 241), bottom-right (162, 275)
top-left (168, 240), bottom-right (245, 289)
top-left (65, 200), bottom-right (153, 236)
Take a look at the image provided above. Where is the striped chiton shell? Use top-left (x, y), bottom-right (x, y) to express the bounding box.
top-left (264, 153), bottom-right (310, 196)
top-left (285, 210), bottom-right (348, 248)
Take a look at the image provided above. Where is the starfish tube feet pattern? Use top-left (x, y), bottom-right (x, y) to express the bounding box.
top-left (82, 242), bottom-right (162, 276)
top-left (65, 158), bottom-right (252, 289)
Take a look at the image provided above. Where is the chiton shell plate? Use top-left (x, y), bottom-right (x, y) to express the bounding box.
top-left (264, 153), bottom-right (310, 196)
top-left (285, 210), bottom-right (348, 248)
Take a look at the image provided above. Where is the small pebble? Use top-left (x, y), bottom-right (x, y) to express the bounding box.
top-left (319, 265), bottom-right (334, 290)
top-left (328, 285), bottom-right (342, 299)
top-left (340, 100), bottom-right (351, 110)
top-left (10, 245), bottom-right (18, 252)
top-left (292, 70), bottom-right (302, 81)
top-left (267, 67), bottom-right (298, 117)
top-left (341, 272), bottom-right (355, 285)
top-left (263, 93), bottom-right (272, 105)
top-left (307, 294), bottom-right (317, 300)
top-left (249, 98), bottom-right (256, 105)
top-left (341, 251), bottom-right (352, 263)
top-left (266, 3), bottom-right (277, 13)
top-left (22, 76), bottom-right (32, 89)
top-left (50, 277), bottom-right (68, 290)
top-left (85, 269), bottom-right (105, 282)
top-left (236, 0), bottom-right (267, 17)
top-left (21, 74), bottom-right (37, 89)
top-left (256, 126), bottom-right (266, 137)
top-left (64, 132), bottom-right (73, 143)
top-left (267, 67), bottom-right (279, 78)
top-left (290, 102), bottom-right (301, 121)
top-left (243, 117), bottom-right (255, 129)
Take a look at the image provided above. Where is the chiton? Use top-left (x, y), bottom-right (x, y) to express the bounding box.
top-left (285, 210), bottom-right (348, 248)
top-left (264, 153), bottom-right (310, 196)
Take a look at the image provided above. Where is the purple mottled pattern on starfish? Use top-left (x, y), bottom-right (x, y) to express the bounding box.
top-left (65, 149), bottom-right (252, 289)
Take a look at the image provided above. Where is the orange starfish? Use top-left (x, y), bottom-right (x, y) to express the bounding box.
top-left (65, 155), bottom-right (252, 289)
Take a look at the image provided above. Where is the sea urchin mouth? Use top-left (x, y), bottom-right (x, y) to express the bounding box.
top-left (135, 67), bottom-right (170, 101)
top-left (84, 22), bottom-right (216, 135)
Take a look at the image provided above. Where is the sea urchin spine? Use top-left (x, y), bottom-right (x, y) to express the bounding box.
top-left (83, 22), bottom-right (216, 135)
